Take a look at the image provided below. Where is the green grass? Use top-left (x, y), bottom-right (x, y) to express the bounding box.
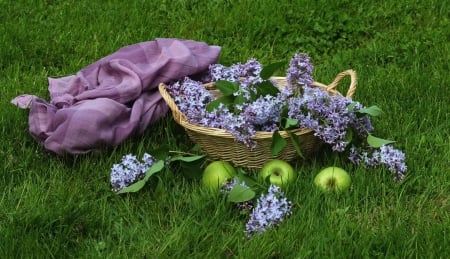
top-left (1, 0), bottom-right (449, 258)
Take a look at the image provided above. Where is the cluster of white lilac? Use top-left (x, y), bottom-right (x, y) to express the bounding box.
top-left (167, 53), bottom-right (407, 179)
top-left (110, 153), bottom-right (157, 192)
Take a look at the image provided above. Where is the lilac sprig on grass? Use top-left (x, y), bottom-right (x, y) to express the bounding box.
top-left (245, 185), bottom-right (293, 237)
top-left (110, 153), bottom-right (158, 192)
top-left (348, 145), bottom-right (407, 180)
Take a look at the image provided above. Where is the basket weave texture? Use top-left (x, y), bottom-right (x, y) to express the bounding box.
top-left (159, 70), bottom-right (357, 168)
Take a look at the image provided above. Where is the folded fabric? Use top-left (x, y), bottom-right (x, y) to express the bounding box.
top-left (11, 38), bottom-right (221, 154)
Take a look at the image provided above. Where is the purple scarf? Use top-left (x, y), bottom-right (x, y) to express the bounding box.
top-left (11, 38), bottom-right (221, 154)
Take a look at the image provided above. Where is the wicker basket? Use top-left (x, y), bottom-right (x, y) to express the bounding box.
top-left (159, 70), bottom-right (357, 168)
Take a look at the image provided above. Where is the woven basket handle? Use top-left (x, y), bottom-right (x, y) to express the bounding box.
top-left (313, 69), bottom-right (357, 98)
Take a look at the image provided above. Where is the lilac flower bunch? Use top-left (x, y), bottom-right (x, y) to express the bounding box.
top-left (287, 88), bottom-right (374, 152)
top-left (169, 78), bottom-right (212, 123)
top-left (210, 58), bottom-right (263, 89)
top-left (200, 103), bottom-right (258, 148)
top-left (221, 180), bottom-right (292, 237)
top-left (166, 53), bottom-right (407, 179)
top-left (286, 53), bottom-right (314, 94)
top-left (167, 59), bottom-right (266, 148)
top-left (243, 94), bottom-right (285, 132)
top-left (348, 145), bottom-right (407, 180)
top-left (245, 185), bottom-right (293, 237)
top-left (110, 153), bottom-right (158, 192)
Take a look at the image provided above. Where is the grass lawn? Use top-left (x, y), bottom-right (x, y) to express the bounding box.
top-left (1, 0), bottom-right (449, 258)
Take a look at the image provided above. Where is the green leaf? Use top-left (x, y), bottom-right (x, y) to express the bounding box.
top-left (367, 134), bottom-right (396, 148)
top-left (170, 155), bottom-right (205, 162)
top-left (152, 175), bottom-right (165, 198)
top-left (284, 118), bottom-right (299, 129)
top-left (179, 159), bottom-right (204, 180)
top-left (227, 184), bottom-right (256, 203)
top-left (234, 94), bottom-right (246, 106)
top-left (236, 168), bottom-right (261, 191)
top-left (345, 129), bottom-right (353, 144)
top-left (143, 160), bottom-right (165, 181)
top-left (150, 145), bottom-right (170, 160)
top-left (288, 131), bottom-right (304, 159)
top-left (357, 105), bottom-right (383, 116)
top-left (279, 104), bottom-right (289, 121)
top-left (214, 80), bottom-right (239, 96)
top-left (206, 95), bottom-right (234, 112)
top-left (271, 130), bottom-right (287, 156)
top-left (117, 160), bottom-right (165, 194)
top-left (190, 144), bottom-right (202, 152)
top-left (256, 81), bottom-right (280, 97)
top-left (346, 102), bottom-right (357, 111)
top-left (260, 61), bottom-right (285, 80)
top-left (117, 179), bottom-right (147, 194)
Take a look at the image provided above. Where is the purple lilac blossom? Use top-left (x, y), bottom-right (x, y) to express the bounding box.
top-left (209, 58), bottom-right (262, 84)
top-left (226, 113), bottom-right (257, 148)
top-left (286, 53), bottom-right (314, 94)
top-left (209, 59), bottom-right (263, 102)
top-left (169, 54), bottom-right (406, 178)
top-left (243, 94), bottom-right (285, 131)
top-left (209, 63), bottom-right (241, 82)
top-left (169, 77), bottom-right (260, 148)
top-left (348, 145), bottom-right (407, 180)
top-left (167, 77), bottom-right (212, 123)
top-left (286, 53), bottom-right (366, 151)
top-left (240, 58), bottom-right (264, 87)
top-left (380, 145), bottom-right (407, 180)
top-left (288, 88), bottom-right (355, 152)
top-left (245, 185), bottom-right (293, 237)
top-left (110, 153), bottom-right (158, 192)
top-left (169, 77), bottom-right (257, 147)
top-left (200, 103), bottom-right (258, 148)
top-left (347, 102), bottom-right (374, 137)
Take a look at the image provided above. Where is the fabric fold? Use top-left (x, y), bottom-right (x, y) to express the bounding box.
top-left (11, 38), bottom-right (221, 154)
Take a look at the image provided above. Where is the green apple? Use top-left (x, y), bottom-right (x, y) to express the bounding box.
top-left (314, 166), bottom-right (351, 193)
top-left (259, 159), bottom-right (296, 187)
top-left (202, 161), bottom-right (236, 190)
